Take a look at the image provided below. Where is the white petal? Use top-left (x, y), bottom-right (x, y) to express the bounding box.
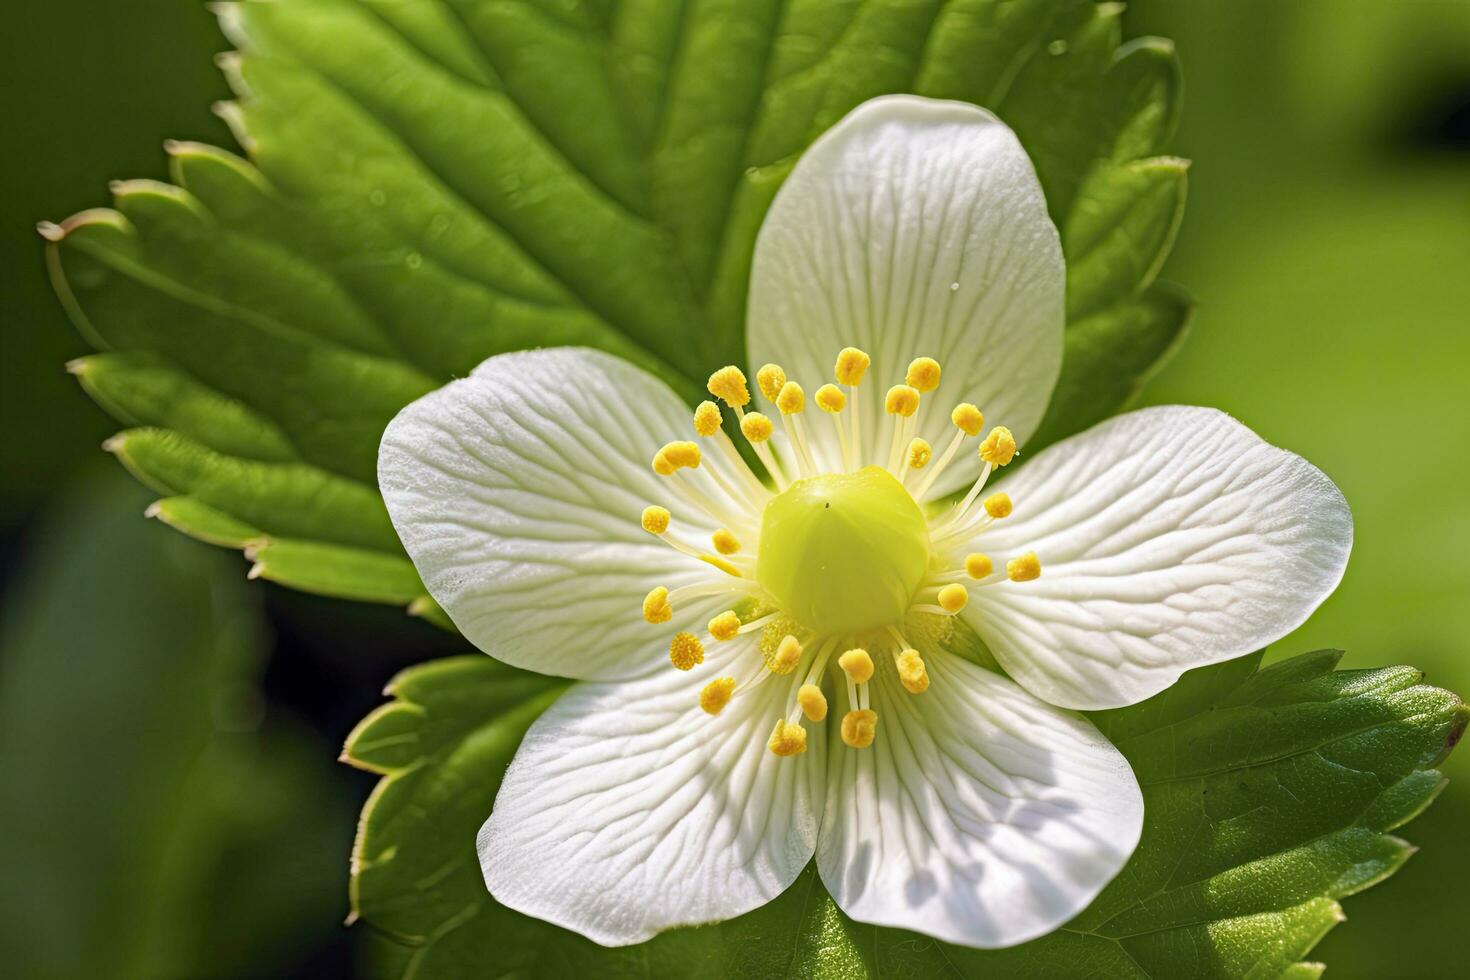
top-left (479, 642), bottom-right (825, 946)
top-left (747, 95), bottom-right (1064, 494)
top-left (818, 651), bottom-right (1142, 948)
top-left (379, 347), bottom-right (747, 681)
top-left (965, 406), bottom-right (1354, 710)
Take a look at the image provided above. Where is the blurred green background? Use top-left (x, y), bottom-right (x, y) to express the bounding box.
top-left (1, 1), bottom-right (1465, 976)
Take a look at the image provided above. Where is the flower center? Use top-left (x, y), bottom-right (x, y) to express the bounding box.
top-left (756, 467), bottom-right (929, 635)
top-left (635, 346), bottom-right (1045, 758)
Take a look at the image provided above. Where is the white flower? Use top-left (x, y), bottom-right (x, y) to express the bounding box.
top-left (378, 96), bottom-right (1352, 949)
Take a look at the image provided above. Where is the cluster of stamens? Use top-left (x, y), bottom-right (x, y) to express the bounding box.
top-left (639, 346), bottom-right (1043, 757)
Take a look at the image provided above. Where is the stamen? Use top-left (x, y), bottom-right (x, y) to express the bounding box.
top-left (834, 347), bottom-right (871, 386)
top-left (739, 412), bottom-right (789, 487)
top-left (669, 632), bottom-right (704, 671)
top-left (912, 403), bottom-right (983, 500)
top-left (1007, 552), bottom-right (1042, 582)
top-left (905, 357), bottom-right (941, 392)
top-left (736, 611), bottom-right (779, 635)
top-left (797, 684), bottom-right (828, 721)
top-left (663, 469), bottom-right (749, 535)
top-left (884, 384), bottom-right (921, 473)
top-left (708, 610), bottom-right (742, 641)
top-left (688, 461), bottom-right (761, 518)
top-left (707, 365), bottom-right (750, 408)
top-left (937, 583), bottom-right (969, 613)
top-left (979, 426), bottom-right (1018, 467)
top-left (740, 412), bottom-right (772, 442)
top-left (836, 347), bottom-right (870, 471)
top-left (644, 513), bottom-right (710, 563)
top-left (700, 677), bottom-right (736, 715)
top-left (951, 403), bottom-right (984, 436)
top-left (905, 438), bottom-right (932, 478)
top-left (770, 634), bottom-right (803, 675)
top-left (896, 649), bottom-right (929, 694)
top-left (655, 441), bottom-right (702, 471)
top-left (709, 426), bottom-right (771, 500)
top-left (801, 636), bottom-right (839, 690)
top-left (693, 400), bottom-right (722, 437)
top-left (668, 579), bottom-right (760, 604)
top-left (640, 506), bottom-right (671, 535)
top-left (943, 461), bottom-right (994, 533)
top-left (842, 669), bottom-right (859, 716)
top-left (756, 363), bottom-right (787, 402)
top-left (776, 381), bottom-right (817, 477)
top-left (712, 528), bottom-right (740, 555)
top-left (982, 492), bottom-right (1013, 519)
top-left (815, 383), bottom-right (846, 413)
top-left (841, 709), bottom-right (878, 748)
top-left (768, 720), bottom-right (808, 757)
top-left (964, 553), bottom-right (994, 578)
top-left (815, 383), bottom-right (852, 472)
top-left (642, 586), bottom-right (672, 624)
top-left (775, 380), bottom-right (805, 416)
top-left (699, 553), bottom-right (746, 578)
top-left (838, 648), bottom-right (875, 684)
top-left (884, 384), bottom-right (920, 418)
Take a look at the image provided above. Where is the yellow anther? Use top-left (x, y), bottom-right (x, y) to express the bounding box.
top-left (641, 505), bottom-right (671, 535)
top-left (693, 400), bottom-right (722, 437)
top-left (834, 347), bottom-right (871, 386)
top-left (979, 426), bottom-right (1018, 466)
top-left (659, 440), bottom-right (702, 470)
top-left (756, 363), bottom-right (787, 402)
top-left (707, 365), bottom-right (750, 407)
top-left (699, 553), bottom-right (744, 578)
top-left (769, 719), bottom-right (808, 757)
top-left (896, 649), bottom-right (929, 694)
top-left (797, 684), bottom-right (828, 721)
top-left (776, 381), bottom-right (806, 415)
top-left (700, 677), bottom-right (736, 715)
top-left (884, 384), bottom-right (920, 418)
top-left (651, 451), bottom-right (675, 476)
top-left (838, 648), bottom-right (874, 684)
top-left (669, 632), bottom-right (704, 671)
top-left (741, 412), bottom-right (775, 443)
top-left (964, 553), bottom-right (994, 579)
top-left (841, 709), bottom-right (878, 748)
top-left (937, 583), bottom-right (969, 614)
top-left (771, 635), bottom-right (802, 675)
top-left (906, 357), bottom-right (942, 392)
top-left (815, 384), bottom-right (847, 413)
top-left (1007, 552), bottom-right (1042, 582)
top-left (983, 492), bottom-right (1013, 519)
top-left (712, 528), bottom-right (740, 555)
top-left (907, 438), bottom-right (932, 469)
top-left (642, 586), bottom-right (672, 624)
top-left (952, 403), bottom-right (984, 436)
top-left (709, 610), bottom-right (741, 641)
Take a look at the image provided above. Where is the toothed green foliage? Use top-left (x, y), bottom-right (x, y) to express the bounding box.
top-left (48, 0), bottom-right (1189, 616)
top-left (342, 649), bottom-right (1464, 977)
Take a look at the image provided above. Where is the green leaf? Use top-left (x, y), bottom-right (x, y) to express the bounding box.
top-left (146, 494), bottom-right (265, 548)
top-left (344, 649), bottom-right (1466, 978)
top-left (47, 0), bottom-right (1190, 613)
top-left (245, 538), bottom-right (425, 605)
top-left (1030, 281), bottom-right (1193, 447)
top-left (0, 469), bottom-right (356, 977)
